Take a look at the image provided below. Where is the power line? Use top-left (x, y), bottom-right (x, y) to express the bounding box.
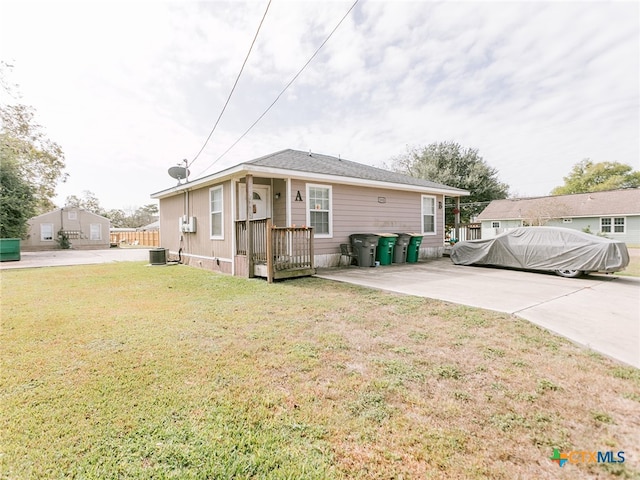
top-left (188, 0), bottom-right (272, 169)
top-left (194, 0), bottom-right (360, 179)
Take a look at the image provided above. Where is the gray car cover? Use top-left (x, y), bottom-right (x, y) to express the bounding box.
top-left (450, 227), bottom-right (629, 273)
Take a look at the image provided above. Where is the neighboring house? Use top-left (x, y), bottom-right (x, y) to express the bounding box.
top-left (138, 220), bottom-right (160, 231)
top-left (23, 207), bottom-right (111, 251)
top-left (151, 149), bottom-right (469, 278)
top-left (477, 189), bottom-right (640, 246)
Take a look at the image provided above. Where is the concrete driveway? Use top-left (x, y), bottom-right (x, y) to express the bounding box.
top-left (0, 248), bottom-right (151, 270)
top-left (316, 258), bottom-right (640, 368)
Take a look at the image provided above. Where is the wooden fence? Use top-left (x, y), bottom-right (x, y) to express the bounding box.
top-left (110, 231), bottom-right (160, 247)
top-left (447, 223), bottom-right (481, 243)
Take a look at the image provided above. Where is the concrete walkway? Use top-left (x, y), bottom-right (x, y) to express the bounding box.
top-left (316, 258), bottom-right (640, 368)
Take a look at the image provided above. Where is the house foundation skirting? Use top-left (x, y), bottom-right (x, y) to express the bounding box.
top-left (316, 248), bottom-right (443, 268)
top-left (420, 246), bottom-right (444, 259)
top-left (172, 251), bottom-right (233, 274)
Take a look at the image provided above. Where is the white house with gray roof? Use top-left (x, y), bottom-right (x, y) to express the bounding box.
top-left (477, 189), bottom-right (640, 246)
top-left (151, 149), bottom-right (469, 278)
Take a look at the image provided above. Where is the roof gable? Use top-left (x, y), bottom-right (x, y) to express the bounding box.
top-left (478, 189), bottom-right (640, 220)
top-left (29, 207), bottom-right (111, 222)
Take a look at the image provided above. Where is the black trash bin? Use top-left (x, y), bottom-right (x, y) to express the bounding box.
top-left (349, 234), bottom-right (379, 267)
top-left (393, 233), bottom-right (411, 263)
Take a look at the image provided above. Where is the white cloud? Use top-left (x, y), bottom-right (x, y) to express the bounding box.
top-left (1, 0), bottom-right (637, 210)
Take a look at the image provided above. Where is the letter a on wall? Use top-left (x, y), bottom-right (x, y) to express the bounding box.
top-left (295, 190), bottom-right (303, 202)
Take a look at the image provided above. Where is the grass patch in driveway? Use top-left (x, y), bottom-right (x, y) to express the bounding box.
top-left (1, 262), bottom-right (639, 479)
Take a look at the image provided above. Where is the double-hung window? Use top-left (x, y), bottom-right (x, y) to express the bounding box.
top-left (41, 223), bottom-right (54, 241)
top-left (89, 224), bottom-right (102, 240)
top-left (422, 195), bottom-right (436, 235)
top-left (601, 217), bottom-right (625, 234)
top-left (210, 186), bottom-right (223, 239)
top-left (307, 184), bottom-right (332, 237)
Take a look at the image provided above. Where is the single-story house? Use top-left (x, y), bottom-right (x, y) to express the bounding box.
top-left (23, 207), bottom-right (111, 251)
top-left (151, 149), bottom-right (469, 278)
top-left (477, 188), bottom-right (640, 246)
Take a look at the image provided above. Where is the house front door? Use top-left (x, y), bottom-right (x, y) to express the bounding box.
top-left (238, 185), bottom-right (270, 220)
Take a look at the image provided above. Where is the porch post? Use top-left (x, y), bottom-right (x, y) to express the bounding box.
top-left (246, 174), bottom-right (254, 278)
top-left (266, 219), bottom-right (273, 283)
top-left (454, 196), bottom-right (461, 242)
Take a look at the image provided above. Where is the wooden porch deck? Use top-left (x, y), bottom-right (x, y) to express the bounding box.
top-left (235, 219), bottom-right (315, 282)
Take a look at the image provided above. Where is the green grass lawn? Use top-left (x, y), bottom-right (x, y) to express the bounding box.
top-left (619, 248), bottom-right (640, 277)
top-left (1, 263), bottom-right (639, 479)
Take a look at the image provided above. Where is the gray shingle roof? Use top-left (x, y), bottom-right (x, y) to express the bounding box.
top-left (477, 189), bottom-right (640, 220)
top-left (245, 149), bottom-right (467, 193)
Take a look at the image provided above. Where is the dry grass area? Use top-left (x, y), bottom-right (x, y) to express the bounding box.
top-left (1, 262), bottom-right (639, 479)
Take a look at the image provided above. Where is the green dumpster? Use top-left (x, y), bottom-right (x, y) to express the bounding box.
top-left (0, 238), bottom-right (21, 262)
top-left (406, 234), bottom-right (423, 263)
top-left (375, 233), bottom-right (397, 266)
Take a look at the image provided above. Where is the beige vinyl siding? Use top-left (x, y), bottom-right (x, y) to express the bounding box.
top-left (23, 208), bottom-right (110, 251)
top-left (272, 178), bottom-right (287, 226)
top-left (289, 180), bottom-right (444, 256)
top-left (159, 181), bottom-right (233, 261)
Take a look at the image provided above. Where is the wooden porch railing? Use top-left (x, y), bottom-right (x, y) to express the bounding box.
top-left (267, 221), bottom-right (315, 283)
top-left (235, 219), bottom-right (267, 257)
top-left (235, 219), bottom-right (315, 282)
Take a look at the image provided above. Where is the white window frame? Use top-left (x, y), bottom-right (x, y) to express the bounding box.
top-left (89, 223), bottom-right (102, 240)
top-left (209, 185), bottom-right (224, 240)
top-left (601, 216), bottom-right (625, 234)
top-left (41, 223), bottom-right (54, 241)
top-left (491, 221), bottom-right (501, 228)
top-left (421, 195), bottom-right (437, 235)
top-left (306, 184), bottom-right (332, 238)
top-left (67, 211), bottom-right (77, 220)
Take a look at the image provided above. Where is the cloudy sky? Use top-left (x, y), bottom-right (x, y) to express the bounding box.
top-left (1, 0), bottom-right (638, 210)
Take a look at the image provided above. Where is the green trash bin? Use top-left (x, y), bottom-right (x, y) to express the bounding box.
top-left (406, 234), bottom-right (423, 263)
top-left (375, 233), bottom-right (397, 266)
top-left (0, 238), bottom-right (21, 262)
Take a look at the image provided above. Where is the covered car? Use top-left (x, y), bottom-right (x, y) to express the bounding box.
top-left (450, 227), bottom-right (629, 277)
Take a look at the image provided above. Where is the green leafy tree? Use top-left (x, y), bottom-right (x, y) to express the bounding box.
top-left (0, 158), bottom-right (37, 238)
top-left (64, 190), bottom-right (103, 215)
top-left (103, 209), bottom-right (127, 228)
top-left (389, 141), bottom-right (509, 223)
top-left (1, 104), bottom-right (68, 213)
top-left (103, 204), bottom-right (158, 228)
top-left (1, 63), bottom-right (67, 214)
top-left (551, 159), bottom-right (640, 195)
